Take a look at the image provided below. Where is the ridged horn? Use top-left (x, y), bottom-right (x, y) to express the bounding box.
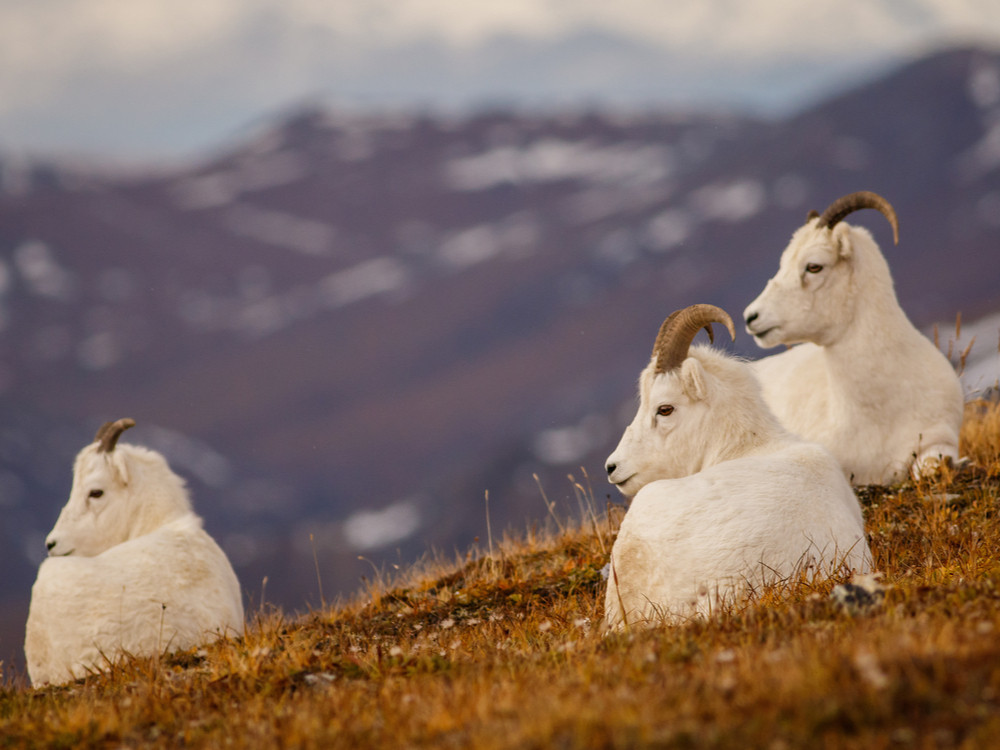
top-left (813, 190), bottom-right (899, 245)
top-left (94, 418), bottom-right (136, 453)
top-left (653, 304), bottom-right (736, 374)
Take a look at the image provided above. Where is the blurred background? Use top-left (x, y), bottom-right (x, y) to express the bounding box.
top-left (2, 1), bottom-right (1000, 681)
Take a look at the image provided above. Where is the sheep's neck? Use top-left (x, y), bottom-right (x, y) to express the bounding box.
top-left (820, 292), bottom-right (917, 408)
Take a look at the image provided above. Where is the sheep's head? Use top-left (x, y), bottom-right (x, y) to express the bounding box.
top-left (743, 191), bottom-right (899, 348)
top-left (605, 304), bottom-right (736, 496)
top-left (45, 419), bottom-right (191, 557)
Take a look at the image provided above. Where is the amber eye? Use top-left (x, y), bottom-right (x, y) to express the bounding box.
top-left (88, 489), bottom-right (104, 499)
top-left (805, 263), bottom-right (823, 274)
top-left (656, 405), bottom-right (674, 417)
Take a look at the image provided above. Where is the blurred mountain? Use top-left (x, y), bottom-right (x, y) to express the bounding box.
top-left (2, 46), bottom-right (999, 676)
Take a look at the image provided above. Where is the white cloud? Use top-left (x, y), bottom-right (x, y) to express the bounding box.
top-left (0, 0), bottom-right (998, 158)
top-left (277, 0), bottom-right (1000, 55)
top-left (0, 1), bottom-right (241, 106)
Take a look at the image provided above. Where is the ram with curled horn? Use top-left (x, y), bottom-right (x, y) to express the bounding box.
top-left (602, 304), bottom-right (870, 631)
top-left (744, 190), bottom-right (963, 484)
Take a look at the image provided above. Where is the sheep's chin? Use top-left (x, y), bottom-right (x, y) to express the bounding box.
top-left (612, 478), bottom-right (642, 498)
top-left (751, 326), bottom-right (782, 348)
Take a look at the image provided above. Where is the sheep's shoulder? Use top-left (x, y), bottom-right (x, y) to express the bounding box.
top-left (887, 331), bottom-right (964, 412)
top-left (622, 442), bottom-right (852, 545)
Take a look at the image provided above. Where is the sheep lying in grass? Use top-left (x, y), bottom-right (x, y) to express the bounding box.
top-left (744, 191), bottom-right (964, 484)
top-left (25, 419), bottom-right (244, 685)
top-left (603, 305), bottom-right (871, 630)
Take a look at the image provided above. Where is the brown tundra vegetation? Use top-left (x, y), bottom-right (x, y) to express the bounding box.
top-left (1, 397), bottom-right (999, 749)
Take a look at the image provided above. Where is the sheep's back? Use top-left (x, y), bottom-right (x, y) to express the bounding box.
top-left (604, 443), bottom-right (869, 629)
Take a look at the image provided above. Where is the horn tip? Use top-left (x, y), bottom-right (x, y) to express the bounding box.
top-left (94, 417), bottom-right (137, 452)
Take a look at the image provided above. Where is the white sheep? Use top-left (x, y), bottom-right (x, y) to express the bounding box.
top-left (604, 304), bottom-right (871, 630)
top-left (25, 419), bottom-right (244, 685)
top-left (743, 191), bottom-right (964, 485)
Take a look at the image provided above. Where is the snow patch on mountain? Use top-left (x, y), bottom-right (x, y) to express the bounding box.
top-left (438, 214), bottom-right (541, 269)
top-left (14, 241), bottom-right (76, 302)
top-left (223, 204), bottom-right (337, 255)
top-left (343, 498), bottom-right (422, 551)
top-left (533, 413), bottom-right (611, 466)
top-left (691, 179), bottom-right (767, 222)
top-left (176, 257), bottom-right (411, 338)
top-left (170, 150), bottom-right (310, 209)
top-left (444, 139), bottom-right (674, 191)
top-left (319, 257), bottom-right (410, 308)
top-left (644, 208), bottom-right (693, 252)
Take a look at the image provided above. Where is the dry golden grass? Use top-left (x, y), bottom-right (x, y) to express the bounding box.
top-left (2, 398), bottom-right (999, 749)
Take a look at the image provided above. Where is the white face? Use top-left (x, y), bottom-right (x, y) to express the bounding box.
top-left (45, 448), bottom-right (132, 557)
top-left (605, 359), bottom-right (710, 496)
top-left (743, 223), bottom-right (853, 349)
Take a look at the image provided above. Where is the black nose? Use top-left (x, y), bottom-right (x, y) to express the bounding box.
top-left (605, 462), bottom-right (616, 476)
top-left (46, 540), bottom-right (56, 551)
top-left (745, 312), bottom-right (758, 326)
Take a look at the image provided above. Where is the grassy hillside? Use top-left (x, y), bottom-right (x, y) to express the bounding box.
top-left (1, 398), bottom-right (999, 749)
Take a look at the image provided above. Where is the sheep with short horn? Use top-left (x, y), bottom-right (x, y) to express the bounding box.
top-left (25, 419), bottom-right (244, 685)
top-left (603, 305), bottom-right (870, 630)
top-left (743, 191), bottom-right (964, 484)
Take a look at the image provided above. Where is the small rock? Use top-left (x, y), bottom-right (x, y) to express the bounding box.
top-left (714, 649), bottom-right (737, 664)
top-left (832, 573), bottom-right (887, 615)
top-left (303, 672), bottom-right (337, 687)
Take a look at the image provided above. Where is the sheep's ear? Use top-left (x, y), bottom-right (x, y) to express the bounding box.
top-left (679, 358), bottom-right (708, 401)
top-left (832, 223), bottom-right (853, 260)
top-left (109, 450), bottom-right (130, 487)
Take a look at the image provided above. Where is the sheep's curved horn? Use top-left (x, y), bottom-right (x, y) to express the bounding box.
top-left (814, 191), bottom-right (899, 245)
top-left (653, 304), bottom-right (736, 374)
top-left (94, 418), bottom-right (136, 453)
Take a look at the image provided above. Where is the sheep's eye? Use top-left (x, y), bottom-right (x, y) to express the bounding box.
top-left (88, 489), bottom-right (104, 499)
top-left (805, 263), bottom-right (823, 274)
top-left (656, 405), bottom-right (674, 417)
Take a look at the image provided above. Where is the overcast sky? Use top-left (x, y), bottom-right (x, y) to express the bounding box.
top-left (2, 0), bottom-right (1000, 161)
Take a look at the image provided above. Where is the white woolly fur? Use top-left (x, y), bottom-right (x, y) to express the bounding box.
top-left (25, 431), bottom-right (244, 685)
top-left (744, 212), bottom-right (964, 484)
top-left (604, 342), bottom-right (871, 631)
